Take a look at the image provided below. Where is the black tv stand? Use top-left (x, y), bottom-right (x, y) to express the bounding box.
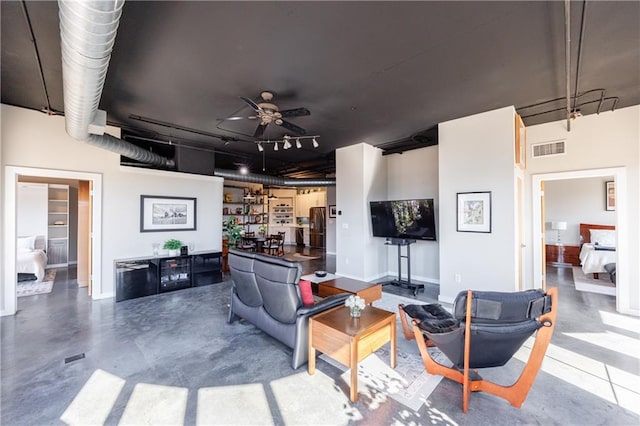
top-left (382, 238), bottom-right (424, 296)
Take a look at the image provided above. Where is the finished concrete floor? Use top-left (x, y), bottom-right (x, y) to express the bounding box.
top-left (1, 252), bottom-right (639, 425)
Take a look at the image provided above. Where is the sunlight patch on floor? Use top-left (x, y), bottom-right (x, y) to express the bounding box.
top-left (598, 310), bottom-right (640, 334)
top-left (563, 331), bottom-right (640, 360)
top-left (60, 369), bottom-right (125, 426)
top-left (119, 383), bottom-right (188, 425)
top-left (515, 342), bottom-right (640, 415)
top-left (197, 384), bottom-right (273, 425)
top-left (270, 370), bottom-right (363, 424)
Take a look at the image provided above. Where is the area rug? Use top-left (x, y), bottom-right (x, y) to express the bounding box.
top-left (572, 266), bottom-right (616, 296)
top-left (320, 291), bottom-right (449, 412)
top-left (285, 253), bottom-right (321, 261)
top-left (17, 269), bottom-right (56, 297)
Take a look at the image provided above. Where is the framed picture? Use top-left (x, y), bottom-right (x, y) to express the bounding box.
top-left (605, 181), bottom-right (615, 211)
top-left (140, 195), bottom-right (197, 232)
top-left (457, 192), bottom-right (491, 233)
top-left (329, 205), bottom-right (337, 218)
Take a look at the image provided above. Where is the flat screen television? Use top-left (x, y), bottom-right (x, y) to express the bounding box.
top-left (369, 199), bottom-right (436, 241)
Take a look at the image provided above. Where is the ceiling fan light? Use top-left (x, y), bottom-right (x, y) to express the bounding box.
top-left (274, 142), bottom-right (278, 151)
top-left (312, 137), bottom-right (319, 148)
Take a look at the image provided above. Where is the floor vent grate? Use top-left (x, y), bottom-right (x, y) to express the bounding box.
top-left (64, 353), bottom-right (86, 364)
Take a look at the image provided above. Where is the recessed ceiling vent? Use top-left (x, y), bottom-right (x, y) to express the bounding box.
top-left (531, 140), bottom-right (566, 158)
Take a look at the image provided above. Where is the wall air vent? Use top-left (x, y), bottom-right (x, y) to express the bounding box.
top-left (531, 140), bottom-right (566, 158)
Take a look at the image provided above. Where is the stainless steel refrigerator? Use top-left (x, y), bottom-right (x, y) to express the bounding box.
top-left (309, 207), bottom-right (326, 248)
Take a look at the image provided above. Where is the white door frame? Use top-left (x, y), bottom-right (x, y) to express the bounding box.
top-left (2, 166), bottom-right (103, 316)
top-left (532, 167), bottom-right (632, 315)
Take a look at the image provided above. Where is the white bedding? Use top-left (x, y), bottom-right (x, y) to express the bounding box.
top-left (16, 235), bottom-right (47, 282)
top-left (17, 249), bottom-right (47, 282)
top-left (579, 243), bottom-right (616, 275)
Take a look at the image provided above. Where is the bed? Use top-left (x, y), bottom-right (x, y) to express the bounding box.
top-left (578, 223), bottom-right (616, 279)
top-left (16, 235), bottom-right (48, 282)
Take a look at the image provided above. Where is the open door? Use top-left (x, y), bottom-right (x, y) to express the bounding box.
top-left (77, 180), bottom-right (92, 295)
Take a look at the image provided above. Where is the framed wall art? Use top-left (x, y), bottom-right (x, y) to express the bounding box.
top-left (329, 205), bottom-right (337, 218)
top-left (140, 195), bottom-right (197, 232)
top-left (605, 181), bottom-right (615, 211)
top-left (457, 191), bottom-right (491, 233)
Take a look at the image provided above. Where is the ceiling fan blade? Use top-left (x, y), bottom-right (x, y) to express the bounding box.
top-left (278, 120), bottom-right (307, 135)
top-left (219, 116), bottom-right (258, 121)
top-left (240, 96), bottom-right (262, 112)
top-left (253, 123), bottom-right (267, 138)
top-left (279, 107), bottom-right (311, 118)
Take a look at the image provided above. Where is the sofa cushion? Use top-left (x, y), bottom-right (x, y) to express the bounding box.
top-left (298, 280), bottom-right (314, 306)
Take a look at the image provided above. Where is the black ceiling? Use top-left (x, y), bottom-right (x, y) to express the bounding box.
top-left (2, 1), bottom-right (638, 178)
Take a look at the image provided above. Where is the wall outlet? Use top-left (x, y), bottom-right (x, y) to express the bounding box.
top-left (342, 223), bottom-right (349, 229)
top-left (454, 274), bottom-right (461, 283)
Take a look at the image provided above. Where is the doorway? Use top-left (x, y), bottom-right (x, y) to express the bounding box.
top-left (532, 167), bottom-right (630, 315)
top-left (3, 166), bottom-right (102, 317)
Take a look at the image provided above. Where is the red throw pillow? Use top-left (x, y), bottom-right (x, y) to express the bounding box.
top-left (298, 279), bottom-right (314, 306)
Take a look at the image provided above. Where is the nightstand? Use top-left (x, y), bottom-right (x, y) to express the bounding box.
top-left (545, 244), bottom-right (580, 267)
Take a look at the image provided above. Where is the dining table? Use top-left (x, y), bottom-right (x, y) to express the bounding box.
top-left (244, 236), bottom-right (267, 253)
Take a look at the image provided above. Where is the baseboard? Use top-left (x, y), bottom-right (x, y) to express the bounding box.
top-left (575, 281), bottom-right (616, 296)
top-left (92, 291), bottom-right (114, 300)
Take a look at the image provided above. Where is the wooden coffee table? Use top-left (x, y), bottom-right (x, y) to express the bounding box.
top-left (316, 277), bottom-right (382, 304)
top-left (308, 305), bottom-right (396, 402)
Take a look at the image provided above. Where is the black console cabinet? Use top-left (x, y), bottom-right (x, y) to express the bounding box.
top-left (115, 251), bottom-right (223, 302)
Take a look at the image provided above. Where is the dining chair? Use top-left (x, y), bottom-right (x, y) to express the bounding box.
top-left (240, 231), bottom-right (256, 252)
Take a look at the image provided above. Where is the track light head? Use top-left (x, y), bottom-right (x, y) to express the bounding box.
top-left (274, 141), bottom-right (278, 151)
top-left (312, 137), bottom-right (319, 148)
top-left (257, 143), bottom-right (264, 152)
top-left (296, 138), bottom-right (302, 148)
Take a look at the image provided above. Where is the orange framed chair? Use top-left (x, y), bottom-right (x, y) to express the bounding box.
top-left (399, 287), bottom-right (557, 413)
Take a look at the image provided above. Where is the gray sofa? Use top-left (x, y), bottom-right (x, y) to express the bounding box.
top-left (227, 249), bottom-right (349, 369)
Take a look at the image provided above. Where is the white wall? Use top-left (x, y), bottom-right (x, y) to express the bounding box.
top-left (386, 145), bottom-right (440, 283)
top-left (326, 186), bottom-right (336, 254)
top-left (526, 106), bottom-right (639, 314)
top-left (335, 143), bottom-right (387, 280)
top-left (438, 106), bottom-right (518, 304)
top-left (1, 104), bottom-right (223, 313)
top-left (544, 177), bottom-right (615, 246)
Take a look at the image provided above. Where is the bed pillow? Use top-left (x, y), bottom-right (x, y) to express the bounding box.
top-left (590, 229), bottom-right (616, 247)
top-left (17, 236), bottom-right (36, 251)
top-left (33, 235), bottom-right (46, 251)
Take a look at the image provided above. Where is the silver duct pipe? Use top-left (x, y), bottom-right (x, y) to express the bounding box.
top-left (564, 0), bottom-right (572, 132)
top-left (214, 169), bottom-right (336, 187)
top-left (58, 0), bottom-right (174, 167)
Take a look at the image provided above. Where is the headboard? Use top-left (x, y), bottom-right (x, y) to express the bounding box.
top-left (579, 223), bottom-right (615, 246)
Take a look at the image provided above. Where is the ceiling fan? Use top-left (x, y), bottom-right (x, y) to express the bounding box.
top-left (223, 91), bottom-right (310, 138)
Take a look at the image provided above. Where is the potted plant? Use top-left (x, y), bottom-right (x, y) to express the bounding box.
top-left (223, 216), bottom-right (243, 247)
top-left (258, 224), bottom-right (267, 237)
top-left (163, 238), bottom-right (183, 256)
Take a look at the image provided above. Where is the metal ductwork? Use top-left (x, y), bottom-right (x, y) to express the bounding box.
top-left (58, 0), bottom-right (174, 167)
top-left (214, 169), bottom-right (335, 187)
